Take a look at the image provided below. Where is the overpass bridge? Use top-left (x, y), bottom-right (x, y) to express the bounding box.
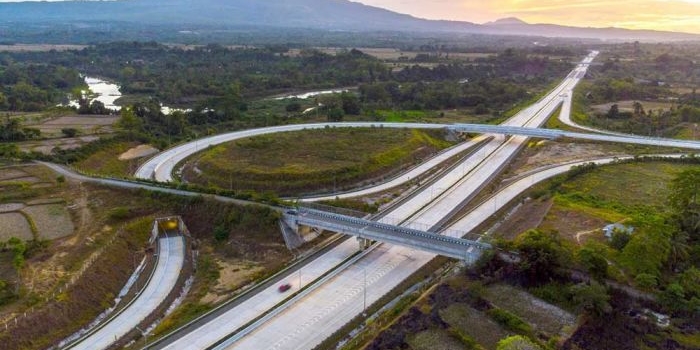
top-left (450, 124), bottom-right (700, 150)
top-left (282, 208), bottom-right (491, 263)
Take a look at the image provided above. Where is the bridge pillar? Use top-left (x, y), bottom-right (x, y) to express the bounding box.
top-left (357, 237), bottom-right (371, 250)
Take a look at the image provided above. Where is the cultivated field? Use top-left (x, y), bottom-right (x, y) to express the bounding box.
top-left (590, 100), bottom-right (675, 114)
top-left (0, 44), bottom-right (86, 52)
top-left (28, 115), bottom-right (119, 138)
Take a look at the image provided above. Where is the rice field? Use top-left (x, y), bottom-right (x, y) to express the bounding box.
top-left (22, 204), bottom-right (74, 240)
top-left (0, 213), bottom-right (34, 241)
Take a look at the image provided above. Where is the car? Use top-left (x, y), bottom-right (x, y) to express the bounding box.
top-left (278, 283), bottom-right (292, 292)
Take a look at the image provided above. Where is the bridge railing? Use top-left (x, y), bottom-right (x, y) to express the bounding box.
top-left (293, 208), bottom-right (491, 251)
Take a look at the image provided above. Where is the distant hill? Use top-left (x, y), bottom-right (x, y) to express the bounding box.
top-left (0, 0), bottom-right (698, 42)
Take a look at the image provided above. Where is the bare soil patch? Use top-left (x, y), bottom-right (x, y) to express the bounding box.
top-left (539, 206), bottom-right (609, 243)
top-left (495, 198), bottom-right (553, 240)
top-left (118, 144), bottom-right (159, 161)
top-left (200, 260), bottom-right (264, 304)
top-left (514, 142), bottom-right (620, 175)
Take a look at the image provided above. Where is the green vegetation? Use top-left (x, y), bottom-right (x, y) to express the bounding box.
top-left (73, 140), bottom-right (141, 177)
top-left (573, 43), bottom-right (700, 137)
top-left (486, 308), bottom-right (532, 335)
top-left (0, 62), bottom-right (83, 112)
top-left (0, 116), bottom-right (40, 142)
top-left (185, 127), bottom-right (455, 196)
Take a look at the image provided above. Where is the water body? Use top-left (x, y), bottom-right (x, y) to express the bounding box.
top-left (68, 76), bottom-right (122, 111)
top-left (274, 89), bottom-right (349, 100)
top-left (70, 76), bottom-right (182, 114)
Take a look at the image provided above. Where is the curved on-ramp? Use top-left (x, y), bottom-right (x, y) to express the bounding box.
top-left (67, 235), bottom-right (185, 350)
top-left (135, 122), bottom-right (448, 183)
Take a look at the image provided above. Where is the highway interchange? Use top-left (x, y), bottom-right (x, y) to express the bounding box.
top-left (47, 50), bottom-right (700, 349)
top-left (137, 51), bottom-right (600, 350)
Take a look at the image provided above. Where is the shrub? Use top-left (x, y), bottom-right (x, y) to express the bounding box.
top-left (108, 207), bottom-right (131, 220)
top-left (486, 308), bottom-right (532, 335)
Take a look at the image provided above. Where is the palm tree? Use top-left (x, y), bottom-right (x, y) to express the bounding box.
top-left (668, 230), bottom-right (690, 271)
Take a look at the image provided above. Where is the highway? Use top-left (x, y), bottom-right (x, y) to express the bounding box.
top-left (68, 235), bottom-right (185, 350)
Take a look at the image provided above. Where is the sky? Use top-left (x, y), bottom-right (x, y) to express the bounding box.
top-left (357, 0), bottom-right (700, 33)
top-left (0, 0), bottom-right (699, 34)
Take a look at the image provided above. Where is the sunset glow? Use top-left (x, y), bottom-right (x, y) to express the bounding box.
top-left (358, 0), bottom-right (700, 33)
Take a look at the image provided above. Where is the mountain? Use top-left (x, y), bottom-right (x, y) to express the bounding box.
top-left (0, 0), bottom-right (697, 42)
top-left (480, 17), bottom-right (699, 41)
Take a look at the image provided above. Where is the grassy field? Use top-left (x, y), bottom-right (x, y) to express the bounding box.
top-left (536, 161), bottom-right (699, 245)
top-left (73, 141), bottom-right (143, 177)
top-left (183, 127), bottom-right (455, 196)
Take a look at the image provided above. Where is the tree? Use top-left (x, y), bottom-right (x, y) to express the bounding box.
top-left (116, 107), bottom-right (143, 137)
top-left (327, 107), bottom-right (345, 122)
top-left (669, 169), bottom-right (700, 240)
top-left (609, 228), bottom-right (631, 251)
top-left (607, 104), bottom-right (620, 119)
top-left (572, 281), bottom-right (611, 317)
top-left (667, 230), bottom-right (690, 270)
top-left (669, 168), bottom-right (700, 212)
top-left (340, 93), bottom-right (361, 115)
top-left (61, 128), bottom-right (79, 138)
top-left (515, 230), bottom-right (571, 284)
top-left (632, 101), bottom-right (645, 117)
top-left (577, 244), bottom-right (608, 282)
top-left (285, 101), bottom-right (302, 113)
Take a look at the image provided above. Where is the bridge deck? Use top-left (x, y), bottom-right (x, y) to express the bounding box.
top-left (287, 208), bottom-right (490, 262)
